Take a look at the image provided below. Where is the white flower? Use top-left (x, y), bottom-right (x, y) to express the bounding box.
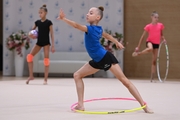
top-left (109, 43), bottom-right (113, 49)
top-left (8, 41), bottom-right (12, 44)
top-left (104, 39), bottom-right (108, 46)
top-left (15, 40), bottom-right (20, 44)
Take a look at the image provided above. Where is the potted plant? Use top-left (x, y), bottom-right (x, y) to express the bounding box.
top-left (6, 30), bottom-right (30, 57)
top-left (100, 29), bottom-right (123, 55)
top-left (6, 30), bottom-right (30, 76)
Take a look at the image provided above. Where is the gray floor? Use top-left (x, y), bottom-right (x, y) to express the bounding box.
top-left (0, 77), bottom-right (180, 120)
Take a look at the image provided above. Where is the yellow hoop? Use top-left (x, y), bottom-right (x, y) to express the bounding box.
top-left (71, 97), bottom-right (146, 114)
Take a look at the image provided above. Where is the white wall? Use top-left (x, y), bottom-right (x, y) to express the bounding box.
top-left (3, 0), bottom-right (124, 76)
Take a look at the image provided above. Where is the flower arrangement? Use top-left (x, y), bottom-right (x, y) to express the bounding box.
top-left (100, 29), bottom-right (123, 53)
top-left (6, 30), bottom-right (30, 57)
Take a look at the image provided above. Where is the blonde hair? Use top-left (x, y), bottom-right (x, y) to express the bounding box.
top-left (151, 11), bottom-right (158, 16)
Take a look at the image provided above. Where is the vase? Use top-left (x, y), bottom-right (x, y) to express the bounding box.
top-left (14, 47), bottom-right (25, 77)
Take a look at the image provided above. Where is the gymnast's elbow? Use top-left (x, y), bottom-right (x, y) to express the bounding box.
top-left (73, 23), bottom-right (80, 29)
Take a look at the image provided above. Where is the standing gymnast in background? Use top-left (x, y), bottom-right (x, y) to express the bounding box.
top-left (57, 6), bottom-right (153, 113)
top-left (27, 4), bottom-right (55, 85)
top-left (132, 11), bottom-right (166, 82)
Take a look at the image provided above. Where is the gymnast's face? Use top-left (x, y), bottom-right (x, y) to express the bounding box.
top-left (86, 7), bottom-right (101, 24)
top-left (39, 9), bottom-right (47, 19)
top-left (151, 14), bottom-right (159, 23)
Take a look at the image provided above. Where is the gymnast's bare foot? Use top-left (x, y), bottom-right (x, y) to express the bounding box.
top-left (26, 77), bottom-right (34, 84)
top-left (74, 104), bottom-right (85, 111)
top-left (143, 106), bottom-right (154, 114)
top-left (150, 73), bottom-right (153, 82)
top-left (43, 80), bottom-right (47, 85)
top-left (150, 73), bottom-right (157, 83)
top-left (132, 52), bottom-right (139, 57)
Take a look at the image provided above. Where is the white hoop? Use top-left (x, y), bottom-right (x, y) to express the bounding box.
top-left (157, 41), bottom-right (169, 82)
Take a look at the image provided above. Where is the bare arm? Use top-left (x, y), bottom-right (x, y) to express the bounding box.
top-left (102, 32), bottom-right (119, 44)
top-left (62, 18), bottom-right (87, 32)
top-left (50, 25), bottom-right (55, 53)
top-left (58, 9), bottom-right (87, 32)
top-left (50, 25), bottom-right (55, 46)
top-left (32, 24), bottom-right (36, 30)
top-left (28, 24), bottom-right (37, 39)
top-left (137, 30), bottom-right (147, 48)
top-left (161, 30), bottom-right (165, 41)
top-left (102, 32), bottom-right (124, 49)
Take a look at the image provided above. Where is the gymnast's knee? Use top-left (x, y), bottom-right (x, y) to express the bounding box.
top-left (44, 58), bottom-right (50, 66)
top-left (73, 72), bottom-right (83, 80)
top-left (147, 48), bottom-right (153, 52)
top-left (152, 60), bottom-right (157, 66)
top-left (26, 54), bottom-right (34, 62)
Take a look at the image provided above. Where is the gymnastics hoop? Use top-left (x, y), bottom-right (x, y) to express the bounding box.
top-left (157, 40), bottom-right (169, 82)
top-left (71, 98), bottom-right (146, 114)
